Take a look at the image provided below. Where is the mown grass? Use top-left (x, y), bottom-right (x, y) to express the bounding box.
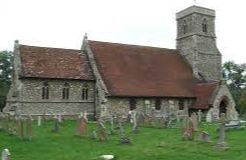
top-left (0, 120), bottom-right (246, 160)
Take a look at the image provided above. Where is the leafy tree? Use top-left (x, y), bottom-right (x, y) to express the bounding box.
top-left (223, 61), bottom-right (246, 113)
top-left (0, 50), bottom-right (13, 111)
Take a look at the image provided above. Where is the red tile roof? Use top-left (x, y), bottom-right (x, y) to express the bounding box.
top-left (193, 82), bottom-right (219, 109)
top-left (19, 45), bottom-right (94, 80)
top-left (89, 40), bottom-right (197, 97)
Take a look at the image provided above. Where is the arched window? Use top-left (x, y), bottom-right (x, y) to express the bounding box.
top-left (155, 98), bottom-right (161, 110)
top-left (178, 99), bottom-right (184, 110)
top-left (62, 82), bottom-right (69, 99)
top-left (202, 19), bottom-right (208, 33)
top-left (183, 20), bottom-right (187, 34)
top-left (82, 84), bottom-right (89, 100)
top-left (42, 82), bottom-right (49, 99)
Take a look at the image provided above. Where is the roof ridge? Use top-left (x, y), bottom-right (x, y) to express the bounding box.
top-left (19, 44), bottom-right (81, 52)
top-left (88, 40), bottom-right (177, 51)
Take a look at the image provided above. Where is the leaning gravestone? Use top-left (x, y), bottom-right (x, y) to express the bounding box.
top-left (215, 113), bottom-right (229, 150)
top-left (1, 149), bottom-right (11, 160)
top-left (191, 113), bottom-right (198, 131)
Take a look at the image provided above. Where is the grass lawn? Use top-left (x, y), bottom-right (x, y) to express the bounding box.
top-left (0, 120), bottom-right (246, 160)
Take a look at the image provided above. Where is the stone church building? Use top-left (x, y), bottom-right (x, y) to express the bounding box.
top-left (4, 5), bottom-right (238, 121)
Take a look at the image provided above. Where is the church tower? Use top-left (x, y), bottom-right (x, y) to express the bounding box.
top-left (176, 6), bottom-right (222, 81)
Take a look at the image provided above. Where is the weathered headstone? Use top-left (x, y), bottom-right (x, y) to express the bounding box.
top-left (131, 110), bottom-right (138, 133)
top-left (182, 116), bottom-right (194, 140)
top-left (58, 114), bottom-right (62, 123)
top-left (191, 113), bottom-right (198, 131)
top-left (1, 149), bottom-right (10, 160)
top-left (198, 110), bottom-right (202, 122)
top-left (206, 111), bottom-right (212, 122)
top-left (119, 119), bottom-right (131, 144)
top-left (16, 116), bottom-right (24, 140)
top-left (198, 131), bottom-right (210, 142)
top-left (215, 113), bottom-right (229, 149)
top-left (97, 120), bottom-right (107, 142)
top-left (76, 114), bottom-right (87, 136)
top-left (52, 115), bottom-right (59, 133)
top-left (26, 115), bottom-right (32, 140)
top-left (37, 116), bottom-right (42, 126)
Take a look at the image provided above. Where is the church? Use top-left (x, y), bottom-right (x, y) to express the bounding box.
top-left (4, 5), bottom-right (238, 121)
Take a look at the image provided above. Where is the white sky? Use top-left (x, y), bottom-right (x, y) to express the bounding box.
top-left (0, 0), bottom-right (245, 63)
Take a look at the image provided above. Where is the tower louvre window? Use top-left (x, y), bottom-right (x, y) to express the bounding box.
top-left (202, 19), bottom-right (208, 33)
top-left (62, 82), bottom-right (69, 99)
top-left (42, 82), bottom-right (49, 99)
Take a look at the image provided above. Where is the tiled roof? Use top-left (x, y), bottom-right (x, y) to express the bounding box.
top-left (19, 45), bottom-right (94, 80)
top-left (89, 40), bottom-right (197, 97)
top-left (193, 82), bottom-right (219, 109)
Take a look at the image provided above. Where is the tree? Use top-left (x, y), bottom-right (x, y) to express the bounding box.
top-left (0, 50), bottom-right (13, 111)
top-left (223, 61), bottom-right (246, 114)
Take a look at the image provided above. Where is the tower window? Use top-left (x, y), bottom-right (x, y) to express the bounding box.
top-left (183, 20), bottom-right (187, 34)
top-left (82, 84), bottom-right (89, 100)
top-left (62, 82), bottom-right (69, 99)
top-left (202, 19), bottom-right (208, 33)
top-left (42, 82), bottom-right (49, 99)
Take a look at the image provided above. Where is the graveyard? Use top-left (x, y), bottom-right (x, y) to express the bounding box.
top-left (0, 114), bottom-right (246, 160)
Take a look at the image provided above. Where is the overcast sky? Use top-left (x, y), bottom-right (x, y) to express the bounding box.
top-left (0, 0), bottom-right (245, 63)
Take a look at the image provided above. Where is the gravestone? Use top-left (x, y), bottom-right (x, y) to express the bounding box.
top-left (198, 110), bottom-right (202, 122)
top-left (215, 113), bottom-right (229, 149)
top-left (108, 116), bottom-right (115, 135)
top-left (131, 110), bottom-right (138, 133)
top-left (26, 115), bottom-right (32, 140)
top-left (206, 111), bottom-right (212, 122)
top-left (37, 116), bottom-right (42, 126)
top-left (76, 114), bottom-right (87, 136)
top-left (182, 116), bottom-right (194, 140)
top-left (198, 131), bottom-right (210, 142)
top-left (97, 120), bottom-right (107, 142)
top-left (191, 113), bottom-right (198, 131)
top-left (119, 119), bottom-right (131, 144)
top-left (90, 130), bottom-right (97, 140)
top-left (1, 149), bottom-right (10, 160)
top-left (58, 114), bottom-right (62, 123)
top-left (52, 115), bottom-right (59, 133)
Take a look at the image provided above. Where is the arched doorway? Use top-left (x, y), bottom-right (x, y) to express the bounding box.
top-left (219, 98), bottom-right (228, 117)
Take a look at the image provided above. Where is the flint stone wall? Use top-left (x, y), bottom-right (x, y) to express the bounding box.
top-left (104, 97), bottom-right (192, 117)
top-left (5, 78), bottom-right (95, 115)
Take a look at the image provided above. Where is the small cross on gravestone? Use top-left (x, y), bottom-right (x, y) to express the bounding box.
top-left (1, 149), bottom-right (11, 160)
